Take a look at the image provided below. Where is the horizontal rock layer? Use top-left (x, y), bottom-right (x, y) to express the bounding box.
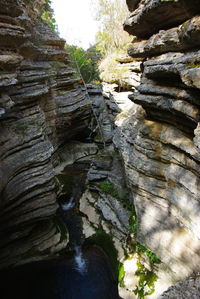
top-left (124, 0), bottom-right (200, 38)
top-left (0, 0), bottom-right (90, 267)
top-left (96, 0), bottom-right (200, 295)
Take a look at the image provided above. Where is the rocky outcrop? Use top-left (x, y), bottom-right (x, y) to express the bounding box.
top-left (124, 0), bottom-right (200, 38)
top-left (0, 0), bottom-right (91, 268)
top-left (158, 275), bottom-right (200, 299)
top-left (112, 0), bottom-right (200, 295)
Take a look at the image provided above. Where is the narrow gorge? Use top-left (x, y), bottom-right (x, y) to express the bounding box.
top-left (0, 0), bottom-right (199, 298)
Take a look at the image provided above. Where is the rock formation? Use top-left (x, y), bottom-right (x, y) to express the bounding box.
top-left (84, 0), bottom-right (200, 297)
top-left (0, 0), bottom-right (91, 268)
top-left (111, 0), bottom-right (200, 295)
top-left (0, 0), bottom-right (200, 298)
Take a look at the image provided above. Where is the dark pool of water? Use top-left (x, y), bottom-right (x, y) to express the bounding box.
top-left (0, 246), bottom-right (121, 299)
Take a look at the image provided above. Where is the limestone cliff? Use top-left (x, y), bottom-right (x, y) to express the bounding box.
top-left (112, 0), bottom-right (200, 291)
top-left (87, 0), bottom-right (200, 297)
top-left (0, 0), bottom-right (199, 298)
top-left (0, 0), bottom-right (91, 268)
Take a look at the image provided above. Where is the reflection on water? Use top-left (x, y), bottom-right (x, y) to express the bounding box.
top-left (0, 246), bottom-right (121, 299)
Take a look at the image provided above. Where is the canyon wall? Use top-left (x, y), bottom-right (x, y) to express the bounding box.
top-left (121, 0), bottom-right (200, 284)
top-left (0, 0), bottom-right (199, 298)
top-left (0, 0), bottom-right (91, 268)
top-left (87, 0), bottom-right (200, 297)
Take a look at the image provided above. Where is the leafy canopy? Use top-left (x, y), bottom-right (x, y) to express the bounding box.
top-left (41, 0), bottom-right (57, 31)
top-left (66, 44), bottom-right (101, 84)
top-left (94, 0), bottom-right (131, 55)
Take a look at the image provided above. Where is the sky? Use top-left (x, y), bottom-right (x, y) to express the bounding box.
top-left (51, 0), bottom-right (99, 49)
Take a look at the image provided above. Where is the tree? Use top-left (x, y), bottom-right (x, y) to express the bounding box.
top-left (94, 0), bottom-right (131, 55)
top-left (65, 44), bottom-right (101, 84)
top-left (41, 0), bottom-right (57, 31)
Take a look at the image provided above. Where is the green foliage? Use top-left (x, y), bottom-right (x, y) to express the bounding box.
top-left (133, 261), bottom-right (158, 299)
top-left (129, 215), bottom-right (137, 234)
top-left (99, 180), bottom-right (118, 197)
top-left (41, 0), bottom-right (57, 31)
top-left (66, 44), bottom-right (101, 83)
top-left (118, 263), bottom-right (125, 287)
top-left (98, 180), bottom-right (133, 212)
top-left (136, 243), bottom-right (161, 264)
top-left (95, 0), bottom-right (131, 55)
top-left (187, 62), bottom-right (200, 68)
top-left (14, 122), bottom-right (29, 133)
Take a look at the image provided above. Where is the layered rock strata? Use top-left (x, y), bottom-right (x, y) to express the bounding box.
top-left (120, 0), bottom-right (200, 287)
top-left (0, 0), bottom-right (91, 268)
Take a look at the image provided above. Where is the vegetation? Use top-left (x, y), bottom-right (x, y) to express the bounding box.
top-left (66, 44), bottom-right (101, 83)
top-left (129, 215), bottom-right (137, 234)
top-left (41, 0), bottom-right (57, 31)
top-left (93, 0), bottom-right (132, 86)
top-left (118, 263), bottom-right (125, 287)
top-left (97, 178), bottom-right (162, 299)
top-left (98, 180), bottom-right (133, 212)
top-left (14, 122), bottom-right (29, 133)
top-left (132, 239), bottom-right (161, 298)
top-left (133, 261), bottom-right (158, 299)
top-left (187, 62), bottom-right (200, 68)
top-left (99, 50), bottom-right (130, 86)
top-left (98, 180), bottom-right (118, 197)
top-left (95, 0), bottom-right (131, 55)
top-left (136, 243), bottom-right (161, 264)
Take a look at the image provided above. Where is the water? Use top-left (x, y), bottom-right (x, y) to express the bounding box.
top-left (0, 246), bottom-right (121, 299)
top-left (74, 246), bottom-right (87, 275)
top-left (0, 107), bottom-right (5, 116)
top-left (61, 197), bottom-right (75, 211)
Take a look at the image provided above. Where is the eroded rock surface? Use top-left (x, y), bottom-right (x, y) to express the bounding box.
top-left (0, 0), bottom-right (90, 267)
top-left (116, 0), bottom-right (200, 296)
top-left (158, 276), bottom-right (200, 299)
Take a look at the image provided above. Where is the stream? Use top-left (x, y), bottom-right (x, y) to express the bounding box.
top-left (0, 160), bottom-right (122, 299)
top-left (0, 246), bottom-right (120, 299)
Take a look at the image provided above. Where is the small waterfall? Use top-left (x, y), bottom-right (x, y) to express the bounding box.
top-left (61, 197), bottom-right (75, 211)
top-left (74, 245), bottom-right (87, 275)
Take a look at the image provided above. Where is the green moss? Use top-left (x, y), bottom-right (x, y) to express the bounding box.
top-left (50, 61), bottom-right (64, 69)
top-left (14, 122), bottom-right (29, 134)
top-left (99, 180), bottom-right (118, 197)
top-left (187, 62), bottom-right (200, 69)
top-left (129, 215), bottom-right (137, 234)
top-left (99, 107), bottom-right (105, 113)
top-left (34, 41), bottom-right (45, 49)
top-left (133, 261), bottom-right (158, 299)
top-left (118, 263), bottom-right (125, 287)
top-left (98, 180), bottom-right (134, 212)
top-left (136, 243), bottom-right (161, 264)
